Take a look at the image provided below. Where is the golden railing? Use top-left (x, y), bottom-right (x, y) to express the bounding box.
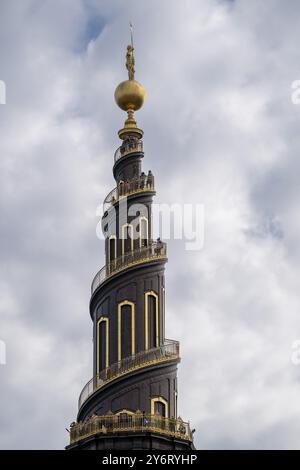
top-left (69, 412), bottom-right (193, 444)
top-left (114, 140), bottom-right (143, 164)
top-left (91, 241), bottom-right (167, 295)
top-left (78, 339), bottom-right (179, 410)
top-left (103, 174), bottom-right (155, 212)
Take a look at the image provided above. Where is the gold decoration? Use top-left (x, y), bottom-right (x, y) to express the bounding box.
top-left (78, 339), bottom-right (179, 410)
top-left (126, 44), bottom-right (135, 80)
top-left (114, 37), bottom-right (146, 140)
top-left (91, 241), bottom-right (166, 295)
top-left (114, 79), bottom-right (145, 112)
top-left (69, 412), bottom-right (193, 445)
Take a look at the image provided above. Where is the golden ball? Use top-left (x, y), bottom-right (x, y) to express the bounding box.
top-left (114, 80), bottom-right (146, 112)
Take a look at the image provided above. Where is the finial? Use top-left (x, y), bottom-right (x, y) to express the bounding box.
top-left (114, 27), bottom-right (146, 140)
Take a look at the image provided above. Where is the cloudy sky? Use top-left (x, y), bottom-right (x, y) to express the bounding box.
top-left (1, 0), bottom-right (300, 450)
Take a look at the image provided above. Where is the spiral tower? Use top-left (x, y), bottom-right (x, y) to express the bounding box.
top-left (67, 40), bottom-right (195, 451)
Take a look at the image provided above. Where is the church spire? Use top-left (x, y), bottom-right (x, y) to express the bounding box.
top-left (66, 32), bottom-right (195, 451)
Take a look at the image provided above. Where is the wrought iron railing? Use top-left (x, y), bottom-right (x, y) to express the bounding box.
top-left (103, 174), bottom-right (155, 212)
top-left (91, 241), bottom-right (167, 294)
top-left (78, 339), bottom-right (179, 410)
top-left (114, 140), bottom-right (143, 164)
top-left (69, 411), bottom-right (192, 444)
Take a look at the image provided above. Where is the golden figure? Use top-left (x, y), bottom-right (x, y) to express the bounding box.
top-left (126, 44), bottom-right (135, 80)
top-left (114, 28), bottom-right (146, 139)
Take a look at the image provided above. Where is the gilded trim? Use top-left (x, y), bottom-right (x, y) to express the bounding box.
top-left (145, 291), bottom-right (159, 351)
top-left (118, 300), bottom-right (135, 362)
top-left (94, 254), bottom-right (167, 293)
top-left (91, 241), bottom-right (167, 295)
top-left (79, 340), bottom-right (179, 410)
top-left (121, 224), bottom-right (134, 255)
top-left (96, 316), bottom-right (109, 374)
top-left (150, 396), bottom-right (169, 418)
top-left (69, 411), bottom-right (193, 445)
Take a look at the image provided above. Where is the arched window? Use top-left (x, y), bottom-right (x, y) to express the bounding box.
top-left (97, 317), bottom-right (109, 374)
top-left (151, 396), bottom-right (168, 418)
top-left (118, 301), bottom-right (135, 361)
top-left (139, 217), bottom-right (148, 248)
top-left (145, 291), bottom-right (159, 350)
top-left (122, 224), bottom-right (134, 255)
top-left (108, 235), bottom-right (117, 263)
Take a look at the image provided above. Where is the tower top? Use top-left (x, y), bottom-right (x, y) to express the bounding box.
top-left (114, 25), bottom-right (146, 140)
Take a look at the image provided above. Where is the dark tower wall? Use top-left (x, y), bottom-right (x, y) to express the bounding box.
top-left (113, 152), bottom-right (143, 183)
top-left (84, 140), bottom-right (173, 419)
top-left (78, 361), bottom-right (178, 422)
top-left (91, 262), bottom-right (166, 370)
top-left (102, 192), bottom-right (154, 263)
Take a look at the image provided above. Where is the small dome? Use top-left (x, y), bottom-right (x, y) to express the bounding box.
top-left (114, 79), bottom-right (146, 112)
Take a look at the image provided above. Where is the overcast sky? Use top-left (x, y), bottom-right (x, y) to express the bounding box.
top-left (1, 0), bottom-right (300, 450)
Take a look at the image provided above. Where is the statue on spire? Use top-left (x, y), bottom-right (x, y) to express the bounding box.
top-left (126, 44), bottom-right (135, 80)
top-left (114, 23), bottom-right (146, 139)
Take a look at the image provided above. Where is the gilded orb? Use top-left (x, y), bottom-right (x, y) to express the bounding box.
top-left (114, 79), bottom-right (146, 112)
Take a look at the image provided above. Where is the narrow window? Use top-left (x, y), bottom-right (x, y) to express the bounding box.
top-left (139, 217), bottom-right (148, 248)
top-left (97, 317), bottom-right (109, 374)
top-left (122, 224), bottom-right (133, 254)
top-left (145, 291), bottom-right (159, 350)
top-left (148, 295), bottom-right (157, 350)
top-left (109, 235), bottom-right (117, 262)
top-left (118, 301), bottom-right (135, 361)
top-left (121, 304), bottom-right (132, 359)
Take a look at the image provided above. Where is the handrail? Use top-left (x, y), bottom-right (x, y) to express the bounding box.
top-left (91, 241), bottom-right (167, 295)
top-left (103, 174), bottom-right (155, 212)
top-left (78, 339), bottom-right (179, 410)
top-left (69, 411), bottom-right (192, 444)
top-left (114, 140), bottom-right (143, 164)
